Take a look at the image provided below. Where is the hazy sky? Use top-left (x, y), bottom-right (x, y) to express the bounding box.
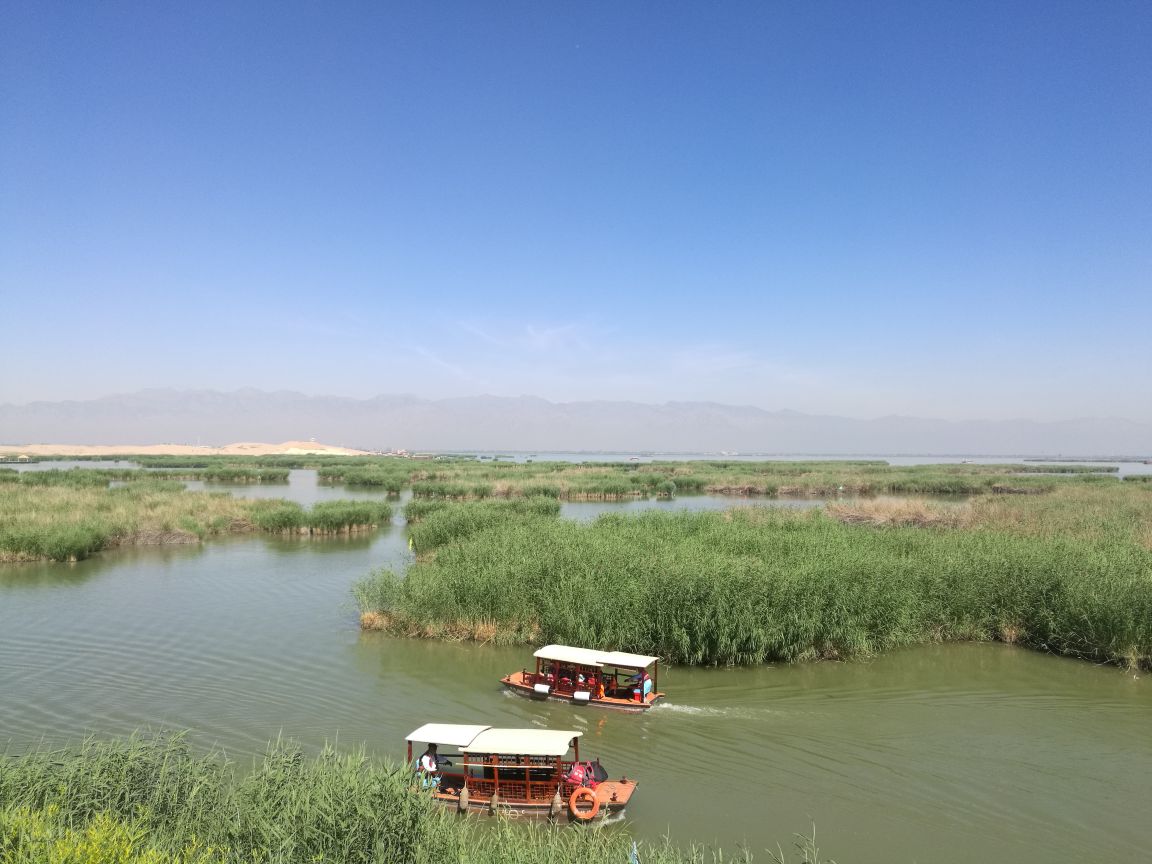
top-left (2, 2), bottom-right (1150, 422)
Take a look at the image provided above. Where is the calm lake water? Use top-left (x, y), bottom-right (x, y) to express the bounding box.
top-left (1, 472), bottom-right (1149, 863)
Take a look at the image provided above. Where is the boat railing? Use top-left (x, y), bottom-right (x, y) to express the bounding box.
top-left (458, 754), bottom-right (605, 803)
top-left (459, 753), bottom-right (567, 802)
top-left (465, 776), bottom-right (557, 802)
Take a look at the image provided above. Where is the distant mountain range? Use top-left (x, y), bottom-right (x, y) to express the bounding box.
top-left (1, 389), bottom-right (1149, 457)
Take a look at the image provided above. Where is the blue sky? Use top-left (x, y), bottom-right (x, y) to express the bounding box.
top-left (2, 2), bottom-right (1150, 422)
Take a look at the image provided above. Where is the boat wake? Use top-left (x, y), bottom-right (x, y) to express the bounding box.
top-left (654, 703), bottom-right (733, 717)
top-left (653, 702), bottom-right (779, 720)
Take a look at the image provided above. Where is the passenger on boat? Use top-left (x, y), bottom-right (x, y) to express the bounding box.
top-left (420, 743), bottom-right (439, 772)
top-left (629, 670), bottom-right (653, 701)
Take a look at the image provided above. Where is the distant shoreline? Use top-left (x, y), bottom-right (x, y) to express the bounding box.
top-left (2, 443), bottom-right (1149, 463)
top-left (0, 441), bottom-right (371, 457)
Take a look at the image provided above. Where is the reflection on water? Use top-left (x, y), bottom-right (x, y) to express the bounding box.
top-left (183, 469), bottom-right (405, 504)
top-left (1, 475), bottom-right (1150, 863)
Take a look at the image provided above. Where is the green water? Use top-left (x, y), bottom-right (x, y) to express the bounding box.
top-left (1, 480), bottom-right (1149, 862)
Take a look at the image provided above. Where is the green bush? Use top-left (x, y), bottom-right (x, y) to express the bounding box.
top-left (247, 500), bottom-right (305, 532)
top-left (306, 500), bottom-right (392, 532)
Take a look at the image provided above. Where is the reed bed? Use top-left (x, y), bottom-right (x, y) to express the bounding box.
top-left (208, 499), bottom-right (393, 535)
top-left (393, 459), bottom-right (1119, 501)
top-left (406, 498), bottom-right (560, 552)
top-left (1016, 463), bottom-right (1119, 473)
top-left (0, 473), bottom-right (392, 561)
top-left (131, 455), bottom-right (375, 471)
top-left (0, 735), bottom-right (828, 864)
top-left (149, 467), bottom-right (292, 484)
top-left (0, 735), bottom-right (443, 864)
top-left (969, 483), bottom-right (1152, 547)
top-left (41, 455), bottom-right (1123, 502)
top-left (0, 481), bottom-right (246, 561)
top-left (403, 499), bottom-right (450, 522)
top-left (826, 498), bottom-right (971, 528)
top-left (318, 464), bottom-right (412, 492)
top-left (12, 467), bottom-right (136, 486)
top-left (357, 489), bottom-right (1152, 670)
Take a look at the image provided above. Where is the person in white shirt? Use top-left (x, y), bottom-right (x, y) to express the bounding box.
top-left (420, 743), bottom-right (440, 774)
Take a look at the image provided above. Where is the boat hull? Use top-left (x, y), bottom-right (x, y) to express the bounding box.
top-left (431, 777), bottom-right (637, 821)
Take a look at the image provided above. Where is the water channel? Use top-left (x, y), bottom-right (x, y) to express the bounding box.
top-left (1, 470), bottom-right (1149, 862)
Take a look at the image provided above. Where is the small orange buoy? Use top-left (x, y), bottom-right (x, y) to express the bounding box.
top-left (568, 786), bottom-right (599, 821)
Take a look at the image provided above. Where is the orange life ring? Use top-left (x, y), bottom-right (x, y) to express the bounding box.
top-left (568, 786), bottom-right (599, 821)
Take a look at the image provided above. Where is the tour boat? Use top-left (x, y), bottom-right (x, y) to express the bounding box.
top-left (404, 723), bottom-right (637, 821)
top-left (500, 644), bottom-right (664, 711)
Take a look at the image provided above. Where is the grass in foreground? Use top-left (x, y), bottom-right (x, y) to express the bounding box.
top-left (0, 735), bottom-right (832, 864)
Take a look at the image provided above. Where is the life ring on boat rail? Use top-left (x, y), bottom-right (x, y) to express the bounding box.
top-left (568, 786), bottom-right (599, 821)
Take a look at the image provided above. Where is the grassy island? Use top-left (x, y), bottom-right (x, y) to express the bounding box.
top-left (0, 470), bottom-right (392, 562)
top-left (388, 458), bottom-right (1119, 500)
top-left (357, 483), bottom-right (1152, 670)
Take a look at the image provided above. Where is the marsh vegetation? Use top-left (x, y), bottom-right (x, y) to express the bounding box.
top-left (390, 458), bottom-right (1119, 500)
top-left (0, 469), bottom-right (392, 562)
top-left (357, 483), bottom-right (1152, 670)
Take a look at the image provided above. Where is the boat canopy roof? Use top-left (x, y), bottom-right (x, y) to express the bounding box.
top-left (463, 728), bottom-right (582, 757)
top-left (600, 650), bottom-right (660, 669)
top-left (405, 724), bottom-right (491, 747)
top-left (405, 725), bottom-right (582, 756)
top-left (533, 645), bottom-right (608, 667)
top-left (533, 644), bottom-right (659, 670)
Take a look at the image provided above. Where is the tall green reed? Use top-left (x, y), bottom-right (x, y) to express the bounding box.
top-left (359, 501), bottom-right (1152, 670)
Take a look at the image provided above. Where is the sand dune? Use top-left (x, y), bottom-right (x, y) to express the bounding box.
top-left (4, 441), bottom-right (372, 457)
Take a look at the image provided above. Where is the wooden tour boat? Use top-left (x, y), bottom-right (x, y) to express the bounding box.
top-left (501, 644), bottom-right (664, 711)
top-left (405, 723), bottom-right (637, 821)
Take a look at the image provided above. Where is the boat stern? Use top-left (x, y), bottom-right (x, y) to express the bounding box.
top-left (595, 777), bottom-right (637, 811)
